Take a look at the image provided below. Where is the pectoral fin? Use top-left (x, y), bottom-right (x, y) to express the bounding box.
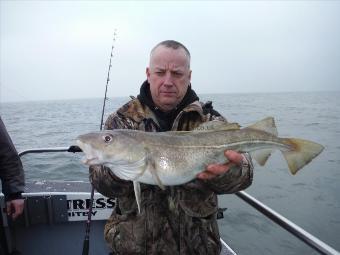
top-left (149, 167), bottom-right (165, 190)
top-left (149, 159), bottom-right (165, 190)
top-left (145, 148), bottom-right (165, 190)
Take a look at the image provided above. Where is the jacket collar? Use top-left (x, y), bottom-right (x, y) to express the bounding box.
top-left (135, 81), bottom-right (202, 130)
top-left (117, 81), bottom-right (205, 130)
top-left (137, 80), bottom-right (199, 114)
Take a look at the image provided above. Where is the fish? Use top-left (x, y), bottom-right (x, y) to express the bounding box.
top-left (76, 117), bottom-right (324, 212)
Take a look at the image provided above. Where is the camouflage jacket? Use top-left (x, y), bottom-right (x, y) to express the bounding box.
top-left (90, 98), bottom-right (253, 255)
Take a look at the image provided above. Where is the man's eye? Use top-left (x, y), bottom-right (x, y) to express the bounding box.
top-left (156, 71), bottom-right (165, 76)
top-left (173, 72), bottom-right (183, 77)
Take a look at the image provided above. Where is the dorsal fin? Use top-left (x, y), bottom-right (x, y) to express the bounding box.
top-left (167, 121), bottom-right (240, 136)
top-left (194, 121), bottom-right (241, 132)
top-left (245, 117), bottom-right (278, 136)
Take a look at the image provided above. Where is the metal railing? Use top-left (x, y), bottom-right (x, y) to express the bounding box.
top-left (18, 147), bottom-right (340, 255)
top-left (18, 146), bottom-right (81, 157)
top-left (235, 191), bottom-right (339, 255)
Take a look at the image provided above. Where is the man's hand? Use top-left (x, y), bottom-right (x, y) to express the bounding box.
top-left (197, 150), bottom-right (245, 180)
top-left (6, 199), bottom-right (25, 220)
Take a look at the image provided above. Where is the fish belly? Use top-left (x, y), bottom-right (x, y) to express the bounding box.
top-left (135, 146), bottom-right (227, 186)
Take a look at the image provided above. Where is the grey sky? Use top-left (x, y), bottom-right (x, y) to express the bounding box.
top-left (1, 1), bottom-right (339, 102)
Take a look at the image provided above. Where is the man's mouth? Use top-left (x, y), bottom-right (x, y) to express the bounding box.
top-left (160, 91), bottom-right (176, 96)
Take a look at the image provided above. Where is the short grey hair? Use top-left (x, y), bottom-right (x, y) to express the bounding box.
top-left (150, 40), bottom-right (191, 67)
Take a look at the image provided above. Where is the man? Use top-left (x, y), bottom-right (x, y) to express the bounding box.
top-left (0, 117), bottom-right (25, 219)
top-left (90, 40), bottom-right (253, 254)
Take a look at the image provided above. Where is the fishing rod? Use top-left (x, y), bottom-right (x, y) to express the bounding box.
top-left (82, 29), bottom-right (118, 255)
top-left (100, 30), bottom-right (117, 131)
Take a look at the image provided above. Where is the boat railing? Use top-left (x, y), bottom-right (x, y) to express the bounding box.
top-left (235, 191), bottom-right (339, 255)
top-left (16, 147), bottom-right (340, 255)
top-left (18, 146), bottom-right (81, 156)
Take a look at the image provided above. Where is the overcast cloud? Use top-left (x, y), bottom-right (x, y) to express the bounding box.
top-left (1, 1), bottom-right (339, 102)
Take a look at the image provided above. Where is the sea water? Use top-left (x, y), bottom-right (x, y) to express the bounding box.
top-left (1, 91), bottom-right (339, 255)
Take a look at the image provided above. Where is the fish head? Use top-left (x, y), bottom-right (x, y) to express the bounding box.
top-left (76, 130), bottom-right (142, 166)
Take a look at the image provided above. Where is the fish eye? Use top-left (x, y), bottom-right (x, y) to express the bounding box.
top-left (103, 134), bottom-right (113, 143)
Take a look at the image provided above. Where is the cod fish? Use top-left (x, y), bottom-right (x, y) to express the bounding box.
top-left (76, 117), bottom-right (324, 212)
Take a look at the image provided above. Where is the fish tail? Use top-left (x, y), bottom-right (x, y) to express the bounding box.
top-left (281, 138), bottom-right (324, 175)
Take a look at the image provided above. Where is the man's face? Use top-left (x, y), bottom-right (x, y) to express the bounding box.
top-left (146, 46), bottom-right (192, 112)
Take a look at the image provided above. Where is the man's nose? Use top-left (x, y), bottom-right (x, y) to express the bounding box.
top-left (163, 72), bottom-right (173, 86)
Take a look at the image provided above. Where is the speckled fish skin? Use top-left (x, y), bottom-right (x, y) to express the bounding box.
top-left (77, 117), bottom-right (324, 186)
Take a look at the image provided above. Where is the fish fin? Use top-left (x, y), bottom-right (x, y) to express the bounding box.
top-left (167, 121), bottom-right (240, 136)
top-left (281, 138), bottom-right (324, 175)
top-left (148, 163), bottom-right (165, 190)
top-left (145, 148), bottom-right (165, 190)
top-left (133, 181), bottom-right (142, 213)
top-left (132, 160), bottom-right (148, 181)
top-left (195, 121), bottom-right (241, 132)
top-left (250, 149), bottom-right (272, 166)
top-left (167, 130), bottom-right (191, 135)
top-left (246, 117), bottom-right (278, 136)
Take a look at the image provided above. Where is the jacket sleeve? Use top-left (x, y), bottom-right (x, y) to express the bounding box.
top-left (89, 112), bottom-right (134, 198)
top-left (0, 118), bottom-right (25, 201)
top-left (200, 152), bottom-right (253, 194)
top-left (200, 105), bottom-right (253, 193)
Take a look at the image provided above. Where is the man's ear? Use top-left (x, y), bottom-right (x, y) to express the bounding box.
top-left (189, 70), bottom-right (192, 81)
top-left (146, 67), bottom-right (151, 82)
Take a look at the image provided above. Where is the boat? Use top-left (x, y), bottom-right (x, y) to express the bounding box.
top-left (0, 147), bottom-right (338, 255)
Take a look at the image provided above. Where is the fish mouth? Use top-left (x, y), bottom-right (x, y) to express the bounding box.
top-left (81, 156), bottom-right (99, 165)
top-left (77, 139), bottom-right (101, 165)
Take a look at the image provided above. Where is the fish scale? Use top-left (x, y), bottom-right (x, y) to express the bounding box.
top-left (77, 117), bottom-right (324, 212)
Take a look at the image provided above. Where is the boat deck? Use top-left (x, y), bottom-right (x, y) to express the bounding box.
top-left (1, 181), bottom-right (236, 255)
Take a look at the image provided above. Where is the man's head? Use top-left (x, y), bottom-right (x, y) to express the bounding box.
top-left (146, 40), bottom-right (192, 112)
